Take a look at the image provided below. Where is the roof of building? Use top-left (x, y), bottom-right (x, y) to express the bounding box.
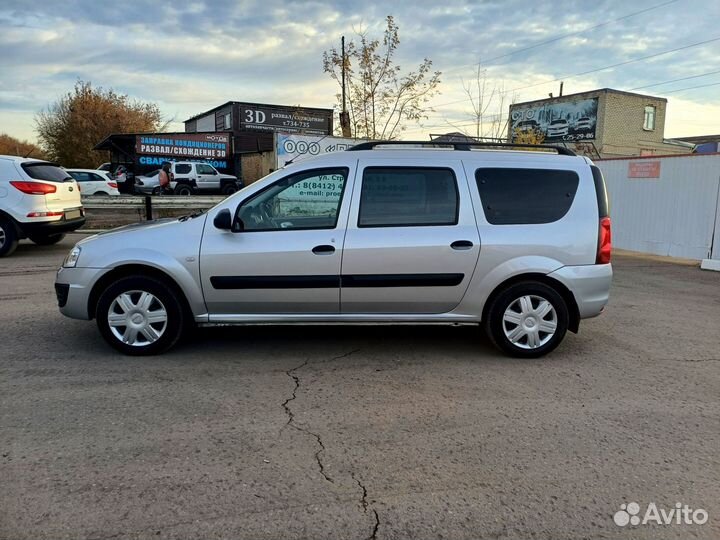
top-left (511, 88), bottom-right (667, 108)
top-left (183, 101), bottom-right (334, 123)
top-left (671, 134), bottom-right (720, 144)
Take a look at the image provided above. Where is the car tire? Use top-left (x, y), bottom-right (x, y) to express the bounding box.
top-left (484, 281), bottom-right (569, 358)
top-left (221, 183), bottom-right (238, 195)
top-left (0, 216), bottom-right (19, 257)
top-left (151, 187), bottom-right (162, 195)
top-left (96, 275), bottom-right (186, 356)
top-left (29, 233), bottom-right (66, 245)
top-left (174, 185), bottom-right (193, 196)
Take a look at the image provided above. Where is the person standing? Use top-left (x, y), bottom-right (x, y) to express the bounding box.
top-left (158, 162), bottom-right (173, 195)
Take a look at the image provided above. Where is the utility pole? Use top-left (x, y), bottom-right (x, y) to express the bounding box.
top-left (340, 36), bottom-right (351, 138)
top-left (559, 81), bottom-right (564, 97)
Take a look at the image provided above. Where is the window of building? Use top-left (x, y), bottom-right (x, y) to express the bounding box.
top-left (643, 106), bottom-right (656, 131)
top-left (237, 168), bottom-right (348, 231)
top-left (223, 112), bottom-right (232, 129)
top-left (474, 168), bottom-right (579, 225)
top-left (358, 167), bottom-right (459, 227)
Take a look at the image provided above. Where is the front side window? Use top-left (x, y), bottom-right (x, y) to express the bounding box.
top-left (196, 164), bottom-right (216, 175)
top-left (475, 168), bottom-right (579, 225)
top-left (237, 168), bottom-right (348, 231)
top-left (358, 167), bottom-right (458, 227)
top-left (643, 106), bottom-right (656, 131)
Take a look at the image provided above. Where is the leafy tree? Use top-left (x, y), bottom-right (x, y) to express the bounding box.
top-left (512, 127), bottom-right (546, 146)
top-left (36, 80), bottom-right (167, 167)
top-left (323, 16), bottom-right (441, 140)
top-left (0, 133), bottom-right (45, 159)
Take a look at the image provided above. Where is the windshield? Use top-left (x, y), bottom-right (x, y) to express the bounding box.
top-left (22, 162), bottom-right (72, 182)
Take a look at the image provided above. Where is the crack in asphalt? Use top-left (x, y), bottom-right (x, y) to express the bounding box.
top-left (281, 349), bottom-right (361, 484)
top-left (352, 472), bottom-right (381, 540)
top-left (281, 348), bottom-right (380, 535)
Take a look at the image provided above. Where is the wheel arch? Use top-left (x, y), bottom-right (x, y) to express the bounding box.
top-left (87, 264), bottom-right (194, 321)
top-left (481, 273), bottom-right (581, 333)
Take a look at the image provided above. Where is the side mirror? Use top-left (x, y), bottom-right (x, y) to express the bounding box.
top-left (213, 209), bottom-right (232, 230)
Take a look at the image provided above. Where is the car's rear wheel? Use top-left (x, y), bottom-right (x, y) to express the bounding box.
top-left (484, 281), bottom-right (569, 358)
top-left (0, 217), bottom-right (19, 257)
top-left (174, 184), bottom-right (193, 196)
top-left (221, 183), bottom-right (238, 195)
top-left (96, 276), bottom-right (185, 355)
top-left (29, 233), bottom-right (66, 245)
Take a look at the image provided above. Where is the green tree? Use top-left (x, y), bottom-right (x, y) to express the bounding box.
top-left (36, 80), bottom-right (167, 167)
top-left (323, 16), bottom-right (441, 140)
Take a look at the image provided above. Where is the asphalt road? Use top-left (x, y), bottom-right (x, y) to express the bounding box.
top-left (1, 234), bottom-right (719, 539)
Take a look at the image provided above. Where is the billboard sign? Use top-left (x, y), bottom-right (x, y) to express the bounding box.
top-left (510, 97), bottom-right (599, 142)
top-left (135, 133), bottom-right (230, 159)
top-left (276, 132), bottom-right (368, 169)
top-left (242, 105), bottom-right (331, 135)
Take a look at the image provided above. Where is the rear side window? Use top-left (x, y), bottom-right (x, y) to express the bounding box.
top-left (21, 163), bottom-right (71, 182)
top-left (359, 167), bottom-right (458, 227)
top-left (175, 164), bottom-right (192, 174)
top-left (474, 168), bottom-right (579, 225)
top-left (590, 165), bottom-right (609, 217)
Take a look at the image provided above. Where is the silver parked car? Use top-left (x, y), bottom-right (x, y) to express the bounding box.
top-left (55, 141), bottom-right (612, 357)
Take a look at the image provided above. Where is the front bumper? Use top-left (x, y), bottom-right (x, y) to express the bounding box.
top-left (547, 263), bottom-right (612, 319)
top-left (55, 266), bottom-right (106, 320)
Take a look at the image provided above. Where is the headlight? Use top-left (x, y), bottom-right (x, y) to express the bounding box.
top-left (63, 246), bottom-right (81, 268)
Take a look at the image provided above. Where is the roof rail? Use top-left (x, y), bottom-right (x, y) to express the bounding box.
top-left (347, 140), bottom-right (576, 156)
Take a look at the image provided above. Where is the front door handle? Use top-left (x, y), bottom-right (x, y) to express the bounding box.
top-left (450, 240), bottom-right (474, 250)
top-left (312, 244), bottom-right (336, 255)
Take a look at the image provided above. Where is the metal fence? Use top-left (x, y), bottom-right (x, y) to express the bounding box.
top-left (596, 154), bottom-right (720, 262)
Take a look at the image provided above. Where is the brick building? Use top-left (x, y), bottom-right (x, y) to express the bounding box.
top-left (508, 88), bottom-right (693, 158)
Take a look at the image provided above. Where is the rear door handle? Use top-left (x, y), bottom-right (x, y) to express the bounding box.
top-left (312, 244), bottom-right (335, 255)
top-left (450, 240), bottom-right (474, 250)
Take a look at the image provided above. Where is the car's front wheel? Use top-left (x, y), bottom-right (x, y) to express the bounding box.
top-left (484, 281), bottom-right (569, 358)
top-left (96, 276), bottom-right (186, 355)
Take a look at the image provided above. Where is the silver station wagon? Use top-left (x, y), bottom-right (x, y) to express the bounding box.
top-left (55, 141), bottom-right (612, 357)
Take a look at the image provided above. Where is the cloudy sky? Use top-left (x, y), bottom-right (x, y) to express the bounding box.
top-left (1, 0), bottom-right (719, 142)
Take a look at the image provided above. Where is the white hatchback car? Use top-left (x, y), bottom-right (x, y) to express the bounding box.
top-left (66, 169), bottom-right (120, 196)
top-left (0, 155), bottom-right (85, 257)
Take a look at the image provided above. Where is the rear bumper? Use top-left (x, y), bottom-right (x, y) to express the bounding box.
top-left (547, 263), bottom-right (612, 319)
top-left (19, 216), bottom-right (86, 237)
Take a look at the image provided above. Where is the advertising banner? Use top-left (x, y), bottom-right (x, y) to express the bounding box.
top-left (135, 133), bottom-right (230, 159)
top-left (628, 160), bottom-right (661, 178)
top-left (242, 106), bottom-right (331, 135)
top-left (276, 132), bottom-right (368, 169)
top-left (510, 97), bottom-right (599, 142)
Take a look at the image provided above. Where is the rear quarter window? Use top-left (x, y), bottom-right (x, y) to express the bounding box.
top-left (21, 162), bottom-right (71, 182)
top-left (475, 168), bottom-right (579, 225)
top-left (175, 164), bottom-right (192, 174)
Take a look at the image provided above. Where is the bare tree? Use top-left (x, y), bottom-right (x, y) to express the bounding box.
top-left (444, 64), bottom-right (517, 140)
top-left (323, 16), bottom-right (441, 140)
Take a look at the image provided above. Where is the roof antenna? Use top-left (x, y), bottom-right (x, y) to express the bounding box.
top-left (23, 145), bottom-right (38, 158)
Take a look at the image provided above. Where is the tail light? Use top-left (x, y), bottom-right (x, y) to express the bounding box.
top-left (596, 216), bottom-right (612, 264)
top-left (108, 182), bottom-right (118, 188)
top-left (27, 211), bottom-right (64, 218)
top-left (10, 181), bottom-right (57, 195)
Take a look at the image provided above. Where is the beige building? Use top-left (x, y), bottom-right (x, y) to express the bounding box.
top-left (508, 88), bottom-right (693, 158)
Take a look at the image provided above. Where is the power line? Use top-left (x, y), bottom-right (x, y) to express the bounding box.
top-left (429, 36), bottom-right (720, 109)
top-left (629, 69), bottom-right (720, 90)
top-left (661, 81), bottom-right (720, 94)
top-left (442, 0), bottom-right (682, 76)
